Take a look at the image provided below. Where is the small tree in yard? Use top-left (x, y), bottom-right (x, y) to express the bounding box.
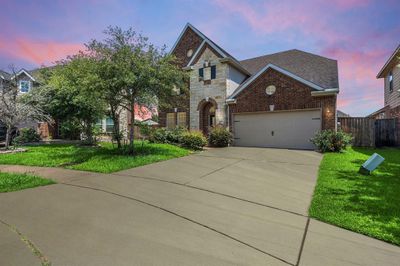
top-left (88, 26), bottom-right (188, 154)
top-left (0, 67), bottom-right (49, 149)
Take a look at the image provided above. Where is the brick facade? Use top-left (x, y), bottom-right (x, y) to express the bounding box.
top-left (159, 27), bottom-right (202, 128)
top-left (171, 27), bottom-right (203, 68)
top-left (228, 68), bottom-right (336, 130)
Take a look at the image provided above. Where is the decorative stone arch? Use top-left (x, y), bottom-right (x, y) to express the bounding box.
top-left (197, 97), bottom-right (218, 111)
top-left (198, 97), bottom-right (218, 135)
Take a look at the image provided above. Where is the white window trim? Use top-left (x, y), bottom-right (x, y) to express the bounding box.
top-left (19, 80), bottom-right (31, 93)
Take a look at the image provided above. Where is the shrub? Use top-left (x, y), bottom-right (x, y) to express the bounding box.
top-left (208, 126), bottom-right (232, 147)
top-left (60, 120), bottom-right (81, 140)
top-left (180, 130), bottom-right (207, 150)
top-left (310, 130), bottom-right (352, 152)
top-left (14, 128), bottom-right (41, 144)
top-left (149, 127), bottom-right (187, 144)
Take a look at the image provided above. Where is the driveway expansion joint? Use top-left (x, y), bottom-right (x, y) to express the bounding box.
top-left (114, 172), bottom-right (307, 218)
top-left (0, 219), bottom-right (51, 266)
top-left (183, 158), bottom-right (244, 185)
top-left (60, 182), bottom-right (296, 266)
top-left (295, 217), bottom-right (310, 266)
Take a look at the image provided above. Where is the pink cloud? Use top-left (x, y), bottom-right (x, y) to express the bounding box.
top-left (322, 46), bottom-right (387, 112)
top-left (0, 36), bottom-right (83, 65)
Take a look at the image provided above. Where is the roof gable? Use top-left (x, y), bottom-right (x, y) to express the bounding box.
top-left (171, 23), bottom-right (250, 75)
top-left (228, 64), bottom-right (336, 99)
top-left (377, 44), bottom-right (400, 78)
top-left (239, 49), bottom-right (339, 90)
top-left (11, 69), bottom-right (36, 82)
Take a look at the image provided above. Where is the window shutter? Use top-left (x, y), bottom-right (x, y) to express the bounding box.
top-left (211, 65), bottom-right (216, 79)
top-left (199, 68), bottom-right (204, 79)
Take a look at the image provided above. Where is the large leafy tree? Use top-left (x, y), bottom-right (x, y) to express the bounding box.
top-left (86, 26), bottom-right (188, 152)
top-left (41, 55), bottom-right (107, 144)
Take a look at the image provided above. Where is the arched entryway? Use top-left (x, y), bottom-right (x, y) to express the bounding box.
top-left (198, 98), bottom-right (218, 136)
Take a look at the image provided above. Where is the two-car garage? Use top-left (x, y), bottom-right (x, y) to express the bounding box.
top-left (233, 109), bottom-right (321, 150)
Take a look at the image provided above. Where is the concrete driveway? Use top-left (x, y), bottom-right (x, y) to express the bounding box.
top-left (1, 147), bottom-right (399, 266)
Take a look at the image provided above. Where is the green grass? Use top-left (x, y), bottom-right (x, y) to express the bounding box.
top-left (0, 172), bottom-right (55, 192)
top-left (309, 147), bottom-right (400, 246)
top-left (0, 142), bottom-right (190, 173)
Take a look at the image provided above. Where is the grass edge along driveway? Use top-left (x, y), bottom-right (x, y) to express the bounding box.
top-left (309, 147), bottom-right (400, 246)
top-left (0, 142), bottom-right (190, 173)
top-left (0, 172), bottom-right (55, 193)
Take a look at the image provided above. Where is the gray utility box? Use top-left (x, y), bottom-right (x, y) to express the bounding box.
top-left (359, 153), bottom-right (385, 175)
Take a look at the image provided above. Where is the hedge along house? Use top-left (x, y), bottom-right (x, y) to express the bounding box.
top-left (159, 23), bottom-right (339, 149)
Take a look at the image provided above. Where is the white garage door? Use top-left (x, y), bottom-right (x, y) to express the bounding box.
top-left (233, 109), bottom-right (321, 150)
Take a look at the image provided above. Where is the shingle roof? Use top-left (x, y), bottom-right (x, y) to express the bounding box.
top-left (239, 49), bottom-right (339, 89)
top-left (0, 70), bottom-right (11, 80)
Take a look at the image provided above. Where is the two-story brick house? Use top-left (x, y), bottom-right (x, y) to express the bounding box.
top-left (374, 45), bottom-right (400, 118)
top-left (159, 23), bottom-right (339, 149)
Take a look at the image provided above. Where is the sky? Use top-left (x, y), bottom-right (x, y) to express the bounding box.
top-left (0, 0), bottom-right (399, 116)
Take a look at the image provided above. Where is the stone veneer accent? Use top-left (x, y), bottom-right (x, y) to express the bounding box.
top-left (159, 27), bottom-right (203, 128)
top-left (189, 47), bottom-right (229, 130)
top-left (228, 68), bottom-right (336, 131)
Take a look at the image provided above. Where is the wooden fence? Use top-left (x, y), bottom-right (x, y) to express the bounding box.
top-left (338, 117), bottom-right (400, 147)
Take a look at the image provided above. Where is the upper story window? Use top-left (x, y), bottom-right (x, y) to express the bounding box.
top-left (389, 71), bottom-right (393, 93)
top-left (198, 65), bottom-right (216, 82)
top-left (19, 80), bottom-right (30, 93)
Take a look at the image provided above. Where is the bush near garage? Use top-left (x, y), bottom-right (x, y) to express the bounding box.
top-left (310, 130), bottom-right (353, 152)
top-left (208, 126), bottom-right (232, 147)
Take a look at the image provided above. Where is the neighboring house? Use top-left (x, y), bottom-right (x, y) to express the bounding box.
top-left (367, 106), bottom-right (387, 119)
top-left (375, 44), bottom-right (400, 119)
top-left (159, 23), bottom-right (339, 149)
top-left (0, 68), bottom-right (154, 139)
top-left (337, 110), bottom-right (351, 118)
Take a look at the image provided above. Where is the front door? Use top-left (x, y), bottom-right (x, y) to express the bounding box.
top-left (200, 102), bottom-right (216, 135)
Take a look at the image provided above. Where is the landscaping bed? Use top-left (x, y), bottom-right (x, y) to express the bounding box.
top-left (0, 172), bottom-right (55, 193)
top-left (0, 142), bottom-right (190, 173)
top-left (309, 147), bottom-right (400, 246)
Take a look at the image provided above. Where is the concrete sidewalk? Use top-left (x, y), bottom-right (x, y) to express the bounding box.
top-left (0, 147), bottom-right (399, 265)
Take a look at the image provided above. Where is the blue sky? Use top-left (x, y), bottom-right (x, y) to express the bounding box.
top-left (1, 0), bottom-right (399, 116)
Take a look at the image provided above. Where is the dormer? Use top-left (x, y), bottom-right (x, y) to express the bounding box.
top-left (11, 69), bottom-right (36, 94)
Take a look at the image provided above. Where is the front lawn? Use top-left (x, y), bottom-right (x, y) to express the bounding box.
top-left (309, 147), bottom-right (400, 246)
top-left (0, 172), bottom-right (55, 192)
top-left (0, 142), bottom-right (190, 173)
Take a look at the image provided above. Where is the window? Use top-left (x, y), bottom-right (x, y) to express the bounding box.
top-left (166, 113), bottom-right (176, 129)
top-left (177, 112), bottom-right (187, 127)
top-left (389, 72), bottom-right (393, 92)
top-left (96, 119), bottom-right (103, 129)
top-left (198, 68), bottom-right (204, 81)
top-left (105, 117), bottom-right (114, 133)
top-left (19, 80), bottom-right (30, 93)
top-left (211, 65), bottom-right (216, 79)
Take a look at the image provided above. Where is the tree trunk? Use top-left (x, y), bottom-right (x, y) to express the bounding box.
top-left (85, 122), bottom-right (93, 145)
top-left (129, 104), bottom-right (135, 154)
top-left (110, 106), bottom-right (121, 149)
top-left (4, 125), bottom-right (11, 150)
